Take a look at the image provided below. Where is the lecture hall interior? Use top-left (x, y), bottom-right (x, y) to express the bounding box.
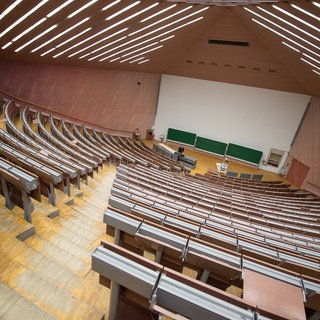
top-left (0, 0), bottom-right (320, 319)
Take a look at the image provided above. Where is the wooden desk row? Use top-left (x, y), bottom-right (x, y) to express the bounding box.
top-left (108, 192), bottom-right (320, 277)
top-left (95, 207), bottom-right (315, 319)
top-left (114, 168), bottom-right (320, 242)
top-left (92, 241), bottom-right (274, 320)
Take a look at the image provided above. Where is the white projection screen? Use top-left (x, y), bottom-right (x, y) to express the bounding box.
top-left (154, 75), bottom-right (310, 171)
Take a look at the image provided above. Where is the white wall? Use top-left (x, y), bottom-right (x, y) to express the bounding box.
top-left (154, 75), bottom-right (310, 172)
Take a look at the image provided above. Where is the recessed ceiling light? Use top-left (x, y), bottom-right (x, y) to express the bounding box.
top-left (31, 17), bottom-right (90, 53)
top-left (282, 42), bottom-right (300, 53)
top-left (272, 5), bottom-right (320, 32)
top-left (102, 0), bottom-right (121, 11)
top-left (140, 4), bottom-right (177, 22)
top-left (291, 3), bottom-right (320, 21)
top-left (0, 0), bottom-right (23, 21)
top-left (258, 6), bottom-right (320, 42)
top-left (47, 0), bottom-right (74, 18)
top-left (0, 0), bottom-right (49, 39)
top-left (67, 0), bottom-right (98, 18)
top-left (129, 6), bottom-right (192, 36)
top-left (106, 1), bottom-right (141, 20)
top-left (15, 24), bottom-right (57, 52)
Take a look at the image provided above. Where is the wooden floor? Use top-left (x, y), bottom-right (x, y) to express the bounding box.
top-left (0, 138), bottom-right (290, 319)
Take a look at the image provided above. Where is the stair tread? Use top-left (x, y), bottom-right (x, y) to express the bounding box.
top-left (24, 234), bottom-right (90, 277)
top-left (0, 263), bottom-right (104, 320)
top-left (0, 281), bottom-right (56, 320)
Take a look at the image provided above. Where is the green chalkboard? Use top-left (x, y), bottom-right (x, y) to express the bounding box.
top-left (226, 143), bottom-right (263, 165)
top-left (195, 136), bottom-right (227, 156)
top-left (167, 128), bottom-right (196, 146)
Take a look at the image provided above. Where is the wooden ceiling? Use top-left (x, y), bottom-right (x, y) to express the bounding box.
top-left (0, 0), bottom-right (319, 97)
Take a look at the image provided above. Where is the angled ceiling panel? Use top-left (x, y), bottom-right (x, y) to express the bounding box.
top-left (0, 0), bottom-right (319, 96)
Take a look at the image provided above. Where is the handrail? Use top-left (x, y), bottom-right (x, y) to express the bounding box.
top-left (0, 89), bottom-right (132, 136)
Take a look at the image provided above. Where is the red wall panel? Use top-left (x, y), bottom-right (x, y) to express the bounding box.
top-left (0, 60), bottom-right (160, 138)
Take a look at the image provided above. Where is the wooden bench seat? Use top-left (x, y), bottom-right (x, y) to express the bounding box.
top-left (0, 157), bottom-right (40, 222)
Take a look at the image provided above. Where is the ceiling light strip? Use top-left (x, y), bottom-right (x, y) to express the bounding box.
top-left (118, 44), bottom-right (163, 63)
top-left (129, 5), bottom-right (192, 36)
top-left (93, 16), bottom-right (203, 62)
top-left (140, 4), bottom-right (177, 22)
top-left (128, 8), bottom-right (208, 42)
top-left (68, 0), bottom-right (98, 18)
top-left (129, 56), bottom-right (145, 63)
top-left (257, 6), bottom-right (320, 43)
top-left (282, 41), bottom-right (300, 53)
top-left (79, 36), bottom-right (127, 59)
top-left (53, 2), bottom-right (157, 58)
top-left (106, 1), bottom-right (141, 20)
top-left (301, 58), bottom-right (320, 70)
top-left (98, 16), bottom-right (203, 62)
top-left (273, 5), bottom-right (320, 32)
top-left (69, 29), bottom-right (128, 58)
top-left (121, 42), bottom-right (159, 57)
top-left (56, 27), bottom-right (92, 48)
top-left (49, 28), bottom-right (92, 57)
top-left (0, 0), bottom-right (23, 21)
top-left (41, 48), bottom-right (55, 56)
top-left (251, 18), bottom-right (320, 59)
top-left (47, 0), bottom-right (74, 18)
top-left (290, 3), bottom-right (320, 21)
top-left (12, 17), bottom-right (47, 43)
top-left (31, 17), bottom-right (90, 53)
top-left (3, 0), bottom-right (75, 49)
top-left (102, 0), bottom-right (121, 11)
top-left (79, 32), bottom-right (128, 58)
top-left (138, 59), bottom-right (149, 64)
top-left (15, 24), bottom-right (57, 52)
top-left (0, 0), bottom-right (49, 39)
top-left (244, 7), bottom-right (319, 51)
top-left (302, 53), bottom-right (320, 65)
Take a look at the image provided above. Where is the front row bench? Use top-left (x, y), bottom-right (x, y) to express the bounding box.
top-left (92, 241), bottom-right (306, 320)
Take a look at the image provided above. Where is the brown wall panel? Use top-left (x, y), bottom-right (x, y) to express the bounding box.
top-left (0, 60), bottom-right (160, 138)
top-left (289, 97), bottom-right (320, 195)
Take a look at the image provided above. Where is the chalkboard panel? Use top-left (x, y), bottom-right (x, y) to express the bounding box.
top-left (167, 128), bottom-right (196, 146)
top-left (195, 136), bottom-right (227, 156)
top-left (226, 143), bottom-right (263, 165)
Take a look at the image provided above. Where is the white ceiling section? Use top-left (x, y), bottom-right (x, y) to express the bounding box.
top-left (0, 0), bottom-right (319, 97)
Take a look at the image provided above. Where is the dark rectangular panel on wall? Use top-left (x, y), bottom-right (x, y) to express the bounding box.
top-left (167, 128), bottom-right (196, 146)
top-left (195, 136), bottom-right (227, 156)
top-left (226, 143), bottom-right (263, 166)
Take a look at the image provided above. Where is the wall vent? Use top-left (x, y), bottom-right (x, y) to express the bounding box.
top-left (208, 39), bottom-right (249, 47)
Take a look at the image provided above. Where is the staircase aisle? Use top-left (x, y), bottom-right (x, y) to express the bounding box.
top-left (0, 163), bottom-right (117, 320)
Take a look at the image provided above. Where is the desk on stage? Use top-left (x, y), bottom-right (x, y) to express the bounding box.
top-left (179, 155), bottom-right (197, 169)
top-left (243, 269), bottom-right (306, 320)
top-left (156, 143), bottom-right (197, 169)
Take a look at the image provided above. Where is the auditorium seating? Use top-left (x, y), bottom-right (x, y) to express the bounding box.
top-left (1, 98), bottom-right (319, 319)
top-left (0, 98), bottom-right (188, 222)
top-left (93, 162), bottom-right (320, 319)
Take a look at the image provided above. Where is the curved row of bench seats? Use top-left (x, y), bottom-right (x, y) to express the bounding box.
top-left (0, 98), bottom-right (186, 222)
top-left (94, 163), bottom-right (320, 318)
top-left (93, 241), bottom-right (277, 320)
